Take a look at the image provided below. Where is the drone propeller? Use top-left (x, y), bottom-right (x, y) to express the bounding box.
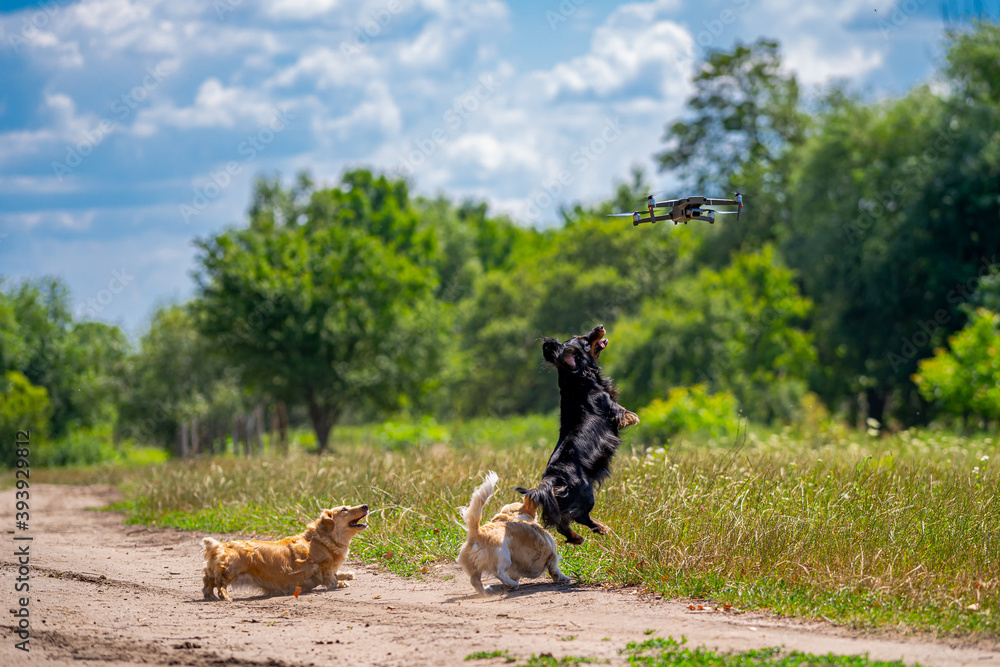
top-left (732, 192), bottom-right (745, 219)
top-left (607, 212), bottom-right (638, 217)
top-left (634, 190), bottom-right (670, 203)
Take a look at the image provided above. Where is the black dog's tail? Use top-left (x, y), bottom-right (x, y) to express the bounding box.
top-left (514, 482), bottom-right (560, 528)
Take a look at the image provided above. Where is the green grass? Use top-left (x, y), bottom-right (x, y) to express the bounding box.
top-left (466, 649), bottom-right (515, 662)
top-left (41, 417), bottom-right (1000, 639)
top-left (522, 655), bottom-right (604, 666)
top-left (471, 637), bottom-right (918, 667)
top-left (623, 637), bottom-right (919, 666)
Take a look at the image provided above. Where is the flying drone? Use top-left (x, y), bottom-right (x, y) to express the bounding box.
top-left (609, 193), bottom-right (744, 226)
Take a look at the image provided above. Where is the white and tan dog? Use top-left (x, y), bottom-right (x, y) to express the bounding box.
top-left (457, 471), bottom-right (571, 595)
top-left (202, 504), bottom-right (369, 601)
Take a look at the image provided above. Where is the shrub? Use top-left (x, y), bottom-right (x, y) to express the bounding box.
top-left (634, 385), bottom-right (740, 447)
top-left (34, 422), bottom-right (121, 468)
top-left (375, 416), bottom-right (451, 449)
top-left (0, 371), bottom-right (52, 468)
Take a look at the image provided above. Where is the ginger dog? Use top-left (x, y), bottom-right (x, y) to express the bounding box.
top-left (202, 504), bottom-right (368, 601)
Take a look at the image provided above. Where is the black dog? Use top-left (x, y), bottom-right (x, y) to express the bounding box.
top-left (516, 325), bottom-right (639, 544)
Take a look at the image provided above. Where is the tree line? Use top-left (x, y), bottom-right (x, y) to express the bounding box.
top-left (2, 23), bottom-right (999, 464)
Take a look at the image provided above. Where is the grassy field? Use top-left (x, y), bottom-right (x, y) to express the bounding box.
top-left (34, 415), bottom-right (999, 640)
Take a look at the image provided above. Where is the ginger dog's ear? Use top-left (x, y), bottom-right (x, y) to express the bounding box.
top-left (520, 495), bottom-right (538, 517)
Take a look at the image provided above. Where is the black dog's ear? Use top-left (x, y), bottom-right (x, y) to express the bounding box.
top-left (540, 337), bottom-right (561, 365)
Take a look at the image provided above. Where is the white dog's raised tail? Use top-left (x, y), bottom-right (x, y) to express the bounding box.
top-left (460, 470), bottom-right (498, 538)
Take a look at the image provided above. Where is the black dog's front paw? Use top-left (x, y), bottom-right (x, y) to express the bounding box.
top-left (591, 520), bottom-right (611, 535)
top-left (619, 410), bottom-right (640, 429)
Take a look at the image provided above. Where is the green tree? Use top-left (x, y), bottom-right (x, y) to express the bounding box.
top-left (452, 203), bottom-right (696, 417)
top-left (0, 277), bottom-right (127, 437)
top-left (118, 305), bottom-right (243, 449)
top-left (657, 38), bottom-right (807, 260)
top-left (193, 171), bottom-right (445, 453)
top-left (782, 22), bottom-right (1000, 423)
top-left (0, 283), bottom-right (28, 373)
top-left (913, 308), bottom-right (1000, 429)
top-left (0, 371), bottom-right (51, 468)
top-left (657, 38), bottom-right (804, 187)
top-left (607, 246), bottom-right (815, 422)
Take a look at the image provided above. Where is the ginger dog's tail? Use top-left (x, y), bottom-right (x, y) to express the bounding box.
top-left (460, 470), bottom-right (498, 538)
top-left (201, 537), bottom-right (220, 560)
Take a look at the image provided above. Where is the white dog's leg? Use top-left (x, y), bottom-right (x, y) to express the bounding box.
top-left (471, 573), bottom-right (489, 595)
top-left (495, 546), bottom-right (519, 590)
top-left (547, 557), bottom-right (571, 584)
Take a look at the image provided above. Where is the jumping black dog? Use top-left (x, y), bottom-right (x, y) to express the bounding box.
top-left (516, 325), bottom-right (639, 544)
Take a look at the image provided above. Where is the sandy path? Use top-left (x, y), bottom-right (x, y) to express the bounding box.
top-left (0, 484), bottom-right (996, 667)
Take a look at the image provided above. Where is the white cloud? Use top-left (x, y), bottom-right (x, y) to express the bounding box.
top-left (268, 46), bottom-right (383, 89)
top-left (133, 78), bottom-right (280, 131)
top-left (0, 176), bottom-right (81, 195)
top-left (72, 0), bottom-right (154, 34)
top-left (397, 0), bottom-right (508, 68)
top-left (537, 0), bottom-right (691, 99)
top-left (317, 81), bottom-right (402, 139)
top-left (783, 38), bottom-right (884, 84)
top-left (752, 0), bottom-right (887, 85)
top-left (444, 132), bottom-right (538, 172)
top-left (16, 29), bottom-right (84, 66)
top-left (263, 0), bottom-right (342, 20)
top-left (0, 93), bottom-right (98, 164)
top-left (397, 19), bottom-right (451, 67)
top-left (0, 209), bottom-right (96, 232)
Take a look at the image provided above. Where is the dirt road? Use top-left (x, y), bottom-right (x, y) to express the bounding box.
top-left (0, 485), bottom-right (996, 666)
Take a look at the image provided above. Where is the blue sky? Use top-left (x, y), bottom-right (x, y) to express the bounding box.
top-left (0, 0), bottom-right (975, 335)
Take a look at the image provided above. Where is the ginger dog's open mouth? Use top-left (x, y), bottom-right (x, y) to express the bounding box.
top-left (348, 512), bottom-right (368, 529)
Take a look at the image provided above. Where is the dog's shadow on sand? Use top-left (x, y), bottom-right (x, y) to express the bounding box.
top-left (444, 581), bottom-right (590, 603)
top-left (189, 588), bottom-right (344, 603)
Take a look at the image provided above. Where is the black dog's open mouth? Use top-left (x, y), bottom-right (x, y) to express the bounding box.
top-left (571, 324), bottom-right (608, 361)
top-left (587, 325), bottom-right (608, 359)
